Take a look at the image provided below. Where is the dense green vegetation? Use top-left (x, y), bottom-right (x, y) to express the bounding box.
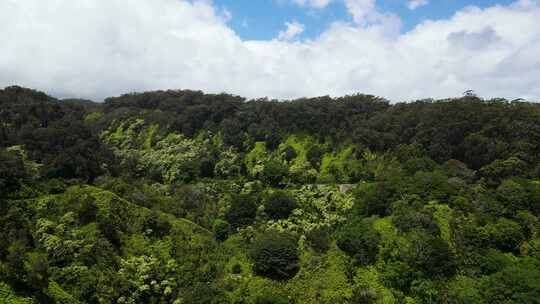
top-left (1, 85), bottom-right (540, 303)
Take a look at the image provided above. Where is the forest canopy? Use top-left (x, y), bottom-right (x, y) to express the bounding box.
top-left (1, 85), bottom-right (540, 303)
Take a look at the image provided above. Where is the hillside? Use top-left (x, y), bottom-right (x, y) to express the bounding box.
top-left (1, 86), bottom-right (540, 303)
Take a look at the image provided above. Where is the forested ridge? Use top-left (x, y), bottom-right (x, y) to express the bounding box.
top-left (1, 85), bottom-right (540, 303)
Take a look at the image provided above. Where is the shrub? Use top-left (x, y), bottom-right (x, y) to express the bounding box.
top-left (225, 194), bottom-right (257, 229)
top-left (250, 231), bottom-right (299, 281)
top-left (262, 160), bottom-right (288, 187)
top-left (213, 219), bottom-right (230, 242)
top-left (336, 217), bottom-right (380, 265)
top-left (265, 191), bottom-right (297, 220)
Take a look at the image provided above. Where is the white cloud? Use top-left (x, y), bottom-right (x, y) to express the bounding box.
top-left (343, 0), bottom-right (402, 35)
top-left (407, 0), bottom-right (429, 10)
top-left (292, 0), bottom-right (333, 9)
top-left (278, 21), bottom-right (306, 40)
top-left (344, 0), bottom-right (377, 24)
top-left (0, 0), bottom-right (539, 102)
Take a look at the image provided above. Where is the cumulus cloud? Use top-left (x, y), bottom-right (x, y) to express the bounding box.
top-left (407, 0), bottom-right (429, 10)
top-left (0, 0), bottom-right (539, 102)
top-left (447, 26), bottom-right (501, 50)
top-left (278, 21), bottom-right (306, 40)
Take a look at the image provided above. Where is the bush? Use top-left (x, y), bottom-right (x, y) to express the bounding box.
top-left (336, 217), bottom-right (380, 265)
top-left (250, 231), bottom-right (299, 281)
top-left (403, 230), bottom-right (456, 278)
top-left (262, 160), bottom-right (288, 187)
top-left (0, 149), bottom-right (28, 199)
top-left (225, 194), bottom-right (258, 229)
top-left (182, 282), bottom-right (224, 304)
top-left (355, 181), bottom-right (398, 217)
top-left (496, 179), bottom-right (529, 215)
top-left (77, 196), bottom-right (99, 225)
top-left (281, 146), bottom-right (297, 162)
top-left (213, 219), bottom-right (230, 242)
top-left (391, 195), bottom-right (439, 234)
top-left (265, 191), bottom-right (297, 220)
top-left (305, 226), bottom-right (331, 254)
top-left (483, 218), bottom-right (525, 253)
top-left (143, 210), bottom-right (171, 238)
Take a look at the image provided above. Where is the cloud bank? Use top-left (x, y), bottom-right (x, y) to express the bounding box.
top-left (0, 0), bottom-right (539, 102)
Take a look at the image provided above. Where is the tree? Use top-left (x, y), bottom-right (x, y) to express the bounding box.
top-left (483, 218), bottom-right (525, 253)
top-left (447, 275), bottom-right (484, 304)
top-left (261, 159), bottom-right (288, 187)
top-left (264, 191), bottom-right (297, 220)
top-left (402, 230), bottom-right (456, 278)
top-left (496, 179), bottom-right (529, 215)
top-left (0, 148), bottom-right (30, 199)
top-left (281, 145), bottom-right (297, 162)
top-left (250, 231), bottom-right (299, 281)
top-left (354, 181), bottom-right (399, 217)
top-left (305, 226), bottom-right (331, 254)
top-left (225, 194), bottom-right (258, 229)
top-left (479, 157), bottom-right (528, 186)
top-left (482, 258), bottom-right (540, 304)
top-left (76, 196), bottom-right (99, 225)
top-left (212, 219), bottom-right (230, 242)
top-left (391, 195), bottom-right (439, 234)
top-left (336, 217), bottom-right (380, 266)
top-left (143, 210), bottom-right (171, 238)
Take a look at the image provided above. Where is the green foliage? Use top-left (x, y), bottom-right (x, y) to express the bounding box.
top-left (352, 267), bottom-right (396, 304)
top-left (45, 280), bottom-right (80, 304)
top-left (4, 87), bottom-right (540, 303)
top-left (213, 219), bottom-right (230, 241)
top-left (402, 230), bottom-right (457, 278)
top-left (479, 157), bottom-right (528, 186)
top-left (214, 147), bottom-right (242, 178)
top-left (250, 231), bottom-right (299, 281)
top-left (245, 142), bottom-right (271, 178)
top-left (267, 185), bottom-right (354, 234)
top-left (482, 218), bottom-right (525, 253)
top-left (391, 195), bottom-right (439, 234)
top-left (318, 146), bottom-right (364, 183)
top-left (261, 159), bottom-right (289, 187)
top-left (0, 147), bottom-right (37, 199)
top-left (286, 244), bottom-right (353, 303)
top-left (225, 194), bottom-right (258, 229)
top-left (280, 135), bottom-right (319, 183)
top-left (265, 191), bottom-right (297, 220)
top-left (0, 282), bottom-right (35, 304)
top-left (481, 258), bottom-right (540, 304)
top-left (305, 226), bottom-right (332, 254)
top-left (254, 293), bottom-right (290, 304)
top-left (407, 170), bottom-right (456, 202)
top-left (354, 181), bottom-right (398, 217)
top-left (446, 275), bottom-right (484, 304)
top-left (336, 216), bottom-right (380, 266)
top-left (496, 179), bottom-right (530, 215)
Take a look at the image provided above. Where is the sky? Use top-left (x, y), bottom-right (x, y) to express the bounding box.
top-left (0, 0), bottom-right (539, 102)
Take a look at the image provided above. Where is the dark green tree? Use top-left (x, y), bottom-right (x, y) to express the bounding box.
top-left (264, 191), bottom-right (297, 220)
top-left (225, 194), bottom-right (258, 229)
top-left (250, 232), bottom-right (299, 281)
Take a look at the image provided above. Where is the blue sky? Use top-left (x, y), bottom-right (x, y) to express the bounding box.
top-left (217, 0), bottom-right (516, 40)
